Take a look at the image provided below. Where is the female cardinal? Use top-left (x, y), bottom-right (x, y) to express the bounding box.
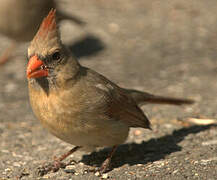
top-left (0, 0), bottom-right (84, 65)
top-left (26, 9), bottom-right (193, 174)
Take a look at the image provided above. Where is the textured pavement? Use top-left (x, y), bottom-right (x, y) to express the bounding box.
top-left (0, 0), bottom-right (217, 179)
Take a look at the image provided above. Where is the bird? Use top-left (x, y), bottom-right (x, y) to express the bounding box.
top-left (26, 9), bottom-right (194, 175)
top-left (0, 0), bottom-right (84, 65)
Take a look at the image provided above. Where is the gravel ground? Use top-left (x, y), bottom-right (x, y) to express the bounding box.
top-left (0, 0), bottom-right (217, 179)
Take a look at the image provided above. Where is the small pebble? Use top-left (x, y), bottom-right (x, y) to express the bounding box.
top-left (172, 169), bottom-right (178, 174)
top-left (74, 172), bottom-right (79, 176)
top-left (65, 165), bottom-right (76, 169)
top-left (43, 172), bottom-right (56, 179)
top-left (202, 140), bottom-right (217, 146)
top-left (1, 149), bottom-right (9, 153)
top-left (95, 171), bottom-right (100, 177)
top-left (13, 162), bottom-right (21, 167)
top-left (137, 164), bottom-right (143, 167)
top-left (200, 157), bottom-right (217, 165)
top-left (134, 130), bottom-right (142, 136)
top-left (79, 162), bottom-right (84, 166)
top-left (194, 161), bottom-right (198, 164)
top-left (64, 168), bottom-right (76, 174)
top-left (163, 124), bottom-right (173, 129)
top-left (102, 173), bottom-right (108, 179)
top-left (186, 118), bottom-right (217, 125)
top-left (5, 168), bottom-right (11, 172)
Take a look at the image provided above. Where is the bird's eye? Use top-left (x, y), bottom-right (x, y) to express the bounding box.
top-left (52, 51), bottom-right (61, 61)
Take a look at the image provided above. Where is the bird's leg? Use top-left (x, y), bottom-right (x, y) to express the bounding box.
top-left (55, 146), bottom-right (81, 162)
top-left (38, 146), bottom-right (81, 176)
top-left (100, 145), bottom-right (118, 174)
top-left (52, 146), bottom-right (81, 171)
top-left (0, 43), bottom-right (16, 65)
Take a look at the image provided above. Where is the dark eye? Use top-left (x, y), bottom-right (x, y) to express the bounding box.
top-left (52, 51), bottom-right (61, 61)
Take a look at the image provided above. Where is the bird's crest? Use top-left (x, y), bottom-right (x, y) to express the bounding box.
top-left (36, 9), bottom-right (57, 39)
top-left (29, 9), bottom-right (62, 57)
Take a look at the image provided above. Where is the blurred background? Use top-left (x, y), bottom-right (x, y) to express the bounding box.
top-left (0, 0), bottom-right (216, 179)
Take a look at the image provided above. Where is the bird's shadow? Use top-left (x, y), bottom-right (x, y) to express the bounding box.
top-left (68, 34), bottom-right (105, 59)
top-left (81, 125), bottom-right (216, 171)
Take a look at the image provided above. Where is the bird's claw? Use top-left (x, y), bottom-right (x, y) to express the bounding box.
top-left (37, 160), bottom-right (66, 176)
top-left (84, 158), bottom-right (111, 176)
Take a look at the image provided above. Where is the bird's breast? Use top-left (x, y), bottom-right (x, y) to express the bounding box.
top-left (28, 83), bottom-right (129, 148)
top-left (29, 85), bottom-right (81, 140)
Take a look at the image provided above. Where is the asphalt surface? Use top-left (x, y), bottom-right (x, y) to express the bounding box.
top-left (0, 0), bottom-right (217, 179)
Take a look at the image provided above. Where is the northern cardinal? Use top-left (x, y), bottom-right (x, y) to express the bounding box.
top-left (26, 9), bottom-right (194, 174)
top-left (0, 0), bottom-right (84, 65)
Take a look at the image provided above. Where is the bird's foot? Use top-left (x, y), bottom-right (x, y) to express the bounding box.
top-left (37, 160), bottom-right (66, 176)
top-left (83, 158), bottom-right (111, 176)
top-left (37, 147), bottom-right (81, 176)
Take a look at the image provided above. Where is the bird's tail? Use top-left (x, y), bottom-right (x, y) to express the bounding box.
top-left (124, 89), bottom-right (194, 106)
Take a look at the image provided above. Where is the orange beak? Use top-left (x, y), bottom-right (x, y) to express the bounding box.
top-left (26, 55), bottom-right (48, 79)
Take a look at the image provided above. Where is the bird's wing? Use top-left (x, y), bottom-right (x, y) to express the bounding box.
top-left (95, 82), bottom-right (151, 129)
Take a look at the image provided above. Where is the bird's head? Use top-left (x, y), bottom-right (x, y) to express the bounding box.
top-left (26, 9), bottom-right (79, 82)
